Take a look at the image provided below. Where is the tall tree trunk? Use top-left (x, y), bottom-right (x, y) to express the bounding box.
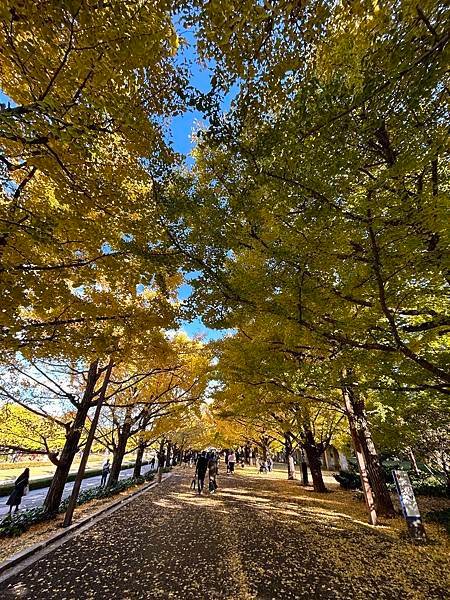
top-left (165, 441), bottom-right (172, 468)
top-left (108, 414), bottom-right (132, 486)
top-left (284, 432), bottom-right (295, 480)
top-left (341, 368), bottom-right (394, 519)
top-left (63, 359), bottom-right (113, 527)
top-left (408, 447), bottom-right (420, 476)
top-left (303, 428), bottom-right (327, 493)
top-left (344, 392), bottom-right (378, 526)
top-left (301, 449), bottom-right (309, 485)
top-left (133, 443), bottom-right (146, 478)
top-left (44, 361), bottom-right (99, 514)
top-left (157, 438), bottom-right (165, 483)
top-left (351, 392), bottom-right (396, 518)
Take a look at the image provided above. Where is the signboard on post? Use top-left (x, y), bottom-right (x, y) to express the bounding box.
top-left (393, 470), bottom-right (426, 541)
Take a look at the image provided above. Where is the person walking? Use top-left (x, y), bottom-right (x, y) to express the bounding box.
top-left (224, 450), bottom-right (229, 474)
top-left (6, 468), bottom-right (29, 515)
top-left (149, 456), bottom-right (156, 470)
top-left (195, 451), bottom-right (208, 494)
top-left (208, 453), bottom-right (218, 493)
top-left (100, 459), bottom-right (110, 487)
top-left (227, 450), bottom-right (236, 475)
top-left (267, 456), bottom-right (273, 472)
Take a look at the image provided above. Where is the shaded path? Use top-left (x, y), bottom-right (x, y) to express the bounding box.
top-left (0, 470), bottom-right (448, 599)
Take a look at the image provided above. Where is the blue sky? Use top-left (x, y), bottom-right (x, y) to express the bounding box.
top-left (169, 26), bottom-right (234, 342)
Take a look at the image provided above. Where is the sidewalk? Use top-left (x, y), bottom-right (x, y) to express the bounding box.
top-left (0, 470), bottom-right (448, 599)
top-left (0, 465), bottom-right (153, 518)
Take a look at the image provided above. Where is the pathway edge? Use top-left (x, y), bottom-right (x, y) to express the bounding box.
top-left (0, 472), bottom-right (173, 584)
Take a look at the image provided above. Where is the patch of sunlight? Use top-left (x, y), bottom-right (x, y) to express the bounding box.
top-left (222, 492), bottom-right (271, 504)
top-left (290, 495), bottom-right (347, 506)
top-left (152, 499), bottom-right (182, 509)
top-left (170, 491), bottom-right (225, 509)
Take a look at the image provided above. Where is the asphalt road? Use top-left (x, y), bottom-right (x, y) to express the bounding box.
top-left (0, 465), bottom-right (155, 517)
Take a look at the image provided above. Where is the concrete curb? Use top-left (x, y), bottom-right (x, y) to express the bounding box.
top-left (0, 472), bottom-right (172, 584)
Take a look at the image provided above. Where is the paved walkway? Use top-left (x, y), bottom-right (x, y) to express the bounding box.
top-left (0, 470), bottom-right (447, 599)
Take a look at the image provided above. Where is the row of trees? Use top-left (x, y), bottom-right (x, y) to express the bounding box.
top-left (0, 1), bottom-right (207, 519)
top-left (0, 333), bottom-right (209, 514)
top-left (0, 1), bottom-right (448, 527)
top-left (160, 0), bottom-right (449, 523)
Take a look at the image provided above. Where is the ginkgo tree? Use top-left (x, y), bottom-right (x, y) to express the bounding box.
top-left (0, 0), bottom-right (187, 359)
top-left (94, 333), bottom-right (210, 485)
top-left (161, 0), bottom-right (449, 522)
top-left (211, 327), bottom-right (348, 492)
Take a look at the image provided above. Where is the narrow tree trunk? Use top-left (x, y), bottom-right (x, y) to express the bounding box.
top-left (408, 447), bottom-right (420, 476)
top-left (63, 359), bottom-right (113, 527)
top-left (157, 438), bottom-right (165, 483)
top-left (303, 429), bottom-right (327, 493)
top-left (301, 459), bottom-right (309, 485)
top-left (133, 443), bottom-right (145, 478)
top-left (44, 361), bottom-right (99, 514)
top-left (351, 394), bottom-right (396, 517)
top-left (108, 403), bottom-right (134, 486)
top-left (108, 429), bottom-right (130, 486)
top-left (342, 369), bottom-right (380, 524)
top-left (165, 441), bottom-right (172, 468)
top-left (284, 433), bottom-right (295, 480)
top-left (345, 402), bottom-right (378, 526)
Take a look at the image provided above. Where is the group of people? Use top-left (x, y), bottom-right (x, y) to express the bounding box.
top-left (5, 450), bottom-right (276, 513)
top-left (222, 449), bottom-right (273, 474)
top-left (258, 457), bottom-right (273, 473)
top-left (191, 447), bottom-right (276, 496)
top-left (193, 450), bottom-right (218, 495)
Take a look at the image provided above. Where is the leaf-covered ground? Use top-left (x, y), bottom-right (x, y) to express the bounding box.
top-left (1, 469), bottom-right (448, 599)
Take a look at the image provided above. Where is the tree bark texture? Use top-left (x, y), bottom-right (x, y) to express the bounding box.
top-left (133, 443), bottom-right (146, 478)
top-left (303, 428), bottom-right (327, 493)
top-left (44, 360), bottom-right (99, 514)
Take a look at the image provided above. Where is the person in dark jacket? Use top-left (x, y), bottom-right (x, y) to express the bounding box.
top-left (195, 451), bottom-right (208, 495)
top-left (208, 453), bottom-right (218, 493)
top-left (6, 468), bottom-right (29, 514)
top-left (100, 459), bottom-right (110, 487)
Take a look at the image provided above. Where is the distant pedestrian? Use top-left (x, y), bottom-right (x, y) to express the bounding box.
top-left (101, 459), bottom-right (110, 487)
top-left (227, 451), bottom-right (236, 474)
top-left (6, 468), bottom-right (29, 515)
top-left (267, 457), bottom-right (273, 472)
top-left (208, 453), bottom-right (218, 493)
top-left (195, 451), bottom-right (209, 494)
top-left (149, 456), bottom-right (156, 470)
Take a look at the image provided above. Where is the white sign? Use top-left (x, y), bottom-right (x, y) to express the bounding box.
top-left (393, 470), bottom-right (420, 518)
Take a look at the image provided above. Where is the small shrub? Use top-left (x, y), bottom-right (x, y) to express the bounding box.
top-left (409, 475), bottom-right (448, 497)
top-left (0, 507), bottom-right (49, 538)
top-left (425, 508), bottom-right (450, 534)
top-left (334, 470), bottom-right (361, 490)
